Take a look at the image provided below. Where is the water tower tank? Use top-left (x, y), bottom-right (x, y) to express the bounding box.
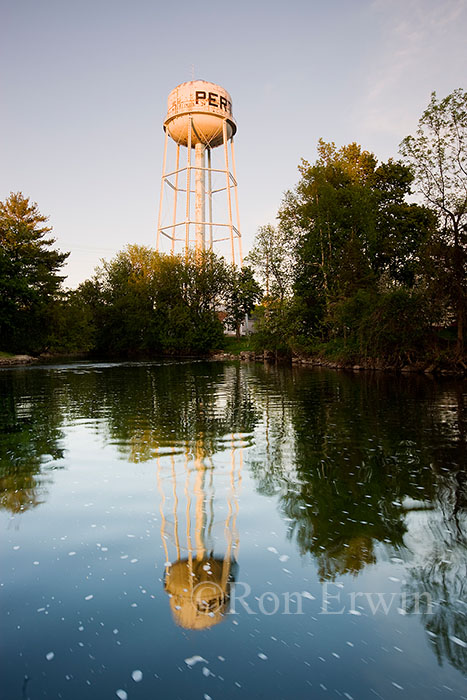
top-left (164, 80), bottom-right (236, 148)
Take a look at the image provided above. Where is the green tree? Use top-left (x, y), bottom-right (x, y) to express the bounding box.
top-left (246, 224), bottom-right (296, 355)
top-left (246, 224), bottom-right (294, 302)
top-left (400, 89), bottom-right (467, 354)
top-left (46, 287), bottom-right (97, 353)
top-left (77, 246), bottom-right (228, 356)
top-left (278, 140), bottom-right (435, 350)
top-left (223, 265), bottom-right (262, 338)
top-left (0, 192), bottom-right (69, 352)
top-left (279, 141), bottom-right (378, 315)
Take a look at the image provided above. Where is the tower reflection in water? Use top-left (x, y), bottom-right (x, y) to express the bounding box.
top-left (156, 436), bottom-right (242, 629)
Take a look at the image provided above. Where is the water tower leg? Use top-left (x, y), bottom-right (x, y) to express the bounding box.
top-left (156, 129), bottom-right (169, 252)
top-left (171, 143), bottom-right (180, 253)
top-left (185, 120), bottom-right (192, 252)
top-left (195, 142), bottom-right (205, 253)
top-left (222, 120), bottom-right (235, 266)
top-left (207, 147), bottom-right (213, 250)
top-left (230, 139), bottom-right (243, 265)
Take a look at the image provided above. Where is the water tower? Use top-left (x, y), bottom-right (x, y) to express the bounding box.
top-left (156, 80), bottom-right (242, 264)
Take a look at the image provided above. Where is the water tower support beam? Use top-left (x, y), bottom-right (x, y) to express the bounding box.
top-left (230, 139), bottom-right (243, 265)
top-left (185, 120), bottom-right (192, 251)
top-left (222, 120), bottom-right (235, 266)
top-left (195, 142), bottom-right (205, 253)
top-left (207, 147), bottom-right (213, 250)
top-left (156, 129), bottom-right (169, 251)
top-left (171, 143), bottom-right (180, 253)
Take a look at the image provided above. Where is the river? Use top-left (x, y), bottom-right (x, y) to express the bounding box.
top-left (0, 360), bottom-right (466, 699)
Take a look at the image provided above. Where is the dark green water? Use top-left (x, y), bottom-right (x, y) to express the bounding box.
top-left (1, 360), bottom-right (466, 700)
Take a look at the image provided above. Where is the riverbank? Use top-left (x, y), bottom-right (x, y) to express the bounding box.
top-left (0, 354), bottom-right (38, 367)
top-left (211, 347), bottom-right (467, 376)
top-left (290, 354), bottom-right (467, 376)
top-left (2, 345), bottom-right (465, 376)
top-left (0, 352), bottom-right (90, 367)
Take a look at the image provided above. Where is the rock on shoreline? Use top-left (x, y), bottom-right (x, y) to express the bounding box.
top-left (0, 354), bottom-right (38, 367)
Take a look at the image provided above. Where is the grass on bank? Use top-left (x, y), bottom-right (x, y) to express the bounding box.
top-left (0, 351), bottom-right (15, 359)
top-left (220, 336), bottom-right (255, 355)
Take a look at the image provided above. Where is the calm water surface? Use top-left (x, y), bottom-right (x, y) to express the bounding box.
top-left (0, 360), bottom-right (466, 700)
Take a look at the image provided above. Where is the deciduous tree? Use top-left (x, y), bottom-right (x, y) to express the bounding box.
top-left (223, 265), bottom-right (261, 338)
top-left (400, 89), bottom-right (467, 354)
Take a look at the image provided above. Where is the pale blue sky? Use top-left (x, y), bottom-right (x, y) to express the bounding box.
top-left (1, 0), bottom-right (466, 287)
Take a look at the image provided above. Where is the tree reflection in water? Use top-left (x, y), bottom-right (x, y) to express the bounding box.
top-left (250, 367), bottom-right (467, 674)
top-left (0, 362), bottom-right (466, 671)
top-left (0, 370), bottom-right (65, 513)
top-left (91, 362), bottom-right (256, 630)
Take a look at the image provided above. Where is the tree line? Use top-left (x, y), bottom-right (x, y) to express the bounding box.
top-left (247, 89), bottom-right (467, 364)
top-left (0, 217), bottom-right (260, 355)
top-left (1, 89), bottom-right (466, 363)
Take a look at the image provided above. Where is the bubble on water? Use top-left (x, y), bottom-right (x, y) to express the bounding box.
top-left (301, 591), bottom-right (315, 600)
top-left (130, 559), bottom-right (138, 564)
top-left (46, 652), bottom-right (54, 661)
top-left (33, 561), bottom-right (39, 566)
top-left (392, 682), bottom-right (404, 690)
top-left (202, 667), bottom-right (211, 677)
top-left (267, 547), bottom-right (278, 554)
top-left (84, 595), bottom-right (93, 601)
top-left (13, 546), bottom-right (20, 550)
top-left (184, 655), bottom-right (207, 667)
top-left (113, 629), bottom-right (119, 635)
top-left (68, 552), bottom-right (76, 556)
top-left (279, 555), bottom-right (289, 562)
top-left (116, 691), bottom-right (127, 700)
top-left (258, 653), bottom-right (268, 660)
top-left (131, 670), bottom-right (143, 682)
top-left (449, 636), bottom-right (467, 648)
